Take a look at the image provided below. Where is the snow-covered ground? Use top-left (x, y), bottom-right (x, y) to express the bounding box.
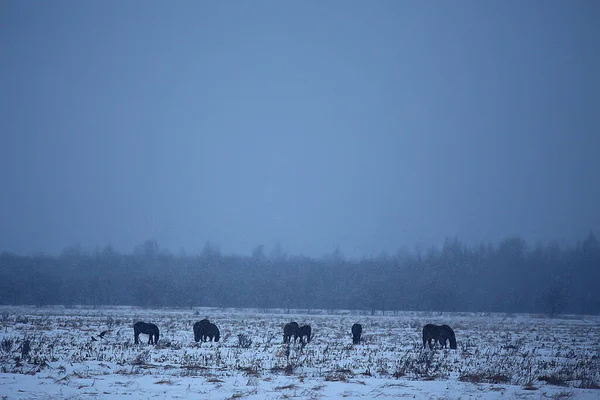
top-left (0, 306), bottom-right (598, 399)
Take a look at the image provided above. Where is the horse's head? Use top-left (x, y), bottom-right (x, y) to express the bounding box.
top-left (449, 337), bottom-right (457, 349)
top-left (301, 325), bottom-right (312, 342)
top-left (210, 323), bottom-right (220, 342)
top-left (443, 325), bottom-right (457, 349)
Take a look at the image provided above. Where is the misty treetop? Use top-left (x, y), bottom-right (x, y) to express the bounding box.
top-left (1, 233), bottom-right (599, 316)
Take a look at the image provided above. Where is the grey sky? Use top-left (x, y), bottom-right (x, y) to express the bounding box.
top-left (1, 1), bottom-right (599, 258)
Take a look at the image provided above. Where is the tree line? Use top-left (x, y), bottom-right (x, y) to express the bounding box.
top-left (1, 232), bottom-right (599, 315)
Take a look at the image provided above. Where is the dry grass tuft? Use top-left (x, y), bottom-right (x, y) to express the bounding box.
top-left (548, 390), bottom-right (574, 399)
top-left (539, 375), bottom-right (568, 387)
top-left (523, 382), bottom-right (538, 390)
top-left (324, 374), bottom-right (348, 382)
top-left (274, 384), bottom-right (298, 390)
top-left (459, 373), bottom-right (510, 384)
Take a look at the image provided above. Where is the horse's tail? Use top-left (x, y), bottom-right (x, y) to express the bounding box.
top-left (422, 326), bottom-right (428, 348)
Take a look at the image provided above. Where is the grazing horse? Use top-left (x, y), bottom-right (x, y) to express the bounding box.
top-left (422, 324), bottom-right (457, 349)
top-left (196, 322), bottom-right (220, 342)
top-left (295, 324), bottom-right (312, 344)
top-left (283, 322), bottom-right (299, 343)
top-left (134, 321), bottom-right (160, 345)
top-left (205, 323), bottom-right (220, 342)
top-left (351, 323), bottom-right (363, 344)
top-left (193, 319), bottom-right (211, 342)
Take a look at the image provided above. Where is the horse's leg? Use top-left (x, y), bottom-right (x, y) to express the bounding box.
top-left (134, 333), bottom-right (139, 344)
top-left (423, 330), bottom-right (430, 349)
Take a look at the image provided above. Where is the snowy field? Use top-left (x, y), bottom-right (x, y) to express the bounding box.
top-left (0, 306), bottom-right (599, 399)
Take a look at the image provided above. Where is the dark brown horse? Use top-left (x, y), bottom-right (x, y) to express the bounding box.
top-left (295, 324), bottom-right (312, 344)
top-left (193, 319), bottom-right (211, 342)
top-left (134, 321), bottom-right (160, 345)
top-left (196, 321), bottom-right (220, 342)
top-left (205, 323), bottom-right (220, 342)
top-left (422, 324), bottom-right (456, 349)
top-left (351, 323), bottom-right (362, 344)
top-left (283, 322), bottom-right (299, 343)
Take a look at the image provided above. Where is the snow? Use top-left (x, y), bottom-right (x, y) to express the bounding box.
top-left (1, 306), bottom-right (598, 399)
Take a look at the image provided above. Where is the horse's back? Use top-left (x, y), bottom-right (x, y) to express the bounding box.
top-left (194, 319), bottom-right (210, 331)
top-left (283, 322), bottom-right (299, 335)
top-left (133, 321), bottom-right (146, 332)
top-left (441, 324), bottom-right (454, 334)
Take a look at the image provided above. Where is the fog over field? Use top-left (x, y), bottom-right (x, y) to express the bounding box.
top-left (1, 1), bottom-right (599, 260)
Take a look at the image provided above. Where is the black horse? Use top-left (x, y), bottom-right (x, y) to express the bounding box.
top-left (196, 322), bottom-right (220, 342)
top-left (134, 321), bottom-right (160, 345)
top-left (193, 319), bottom-right (211, 342)
top-left (295, 324), bottom-right (312, 344)
top-left (283, 322), bottom-right (299, 343)
top-left (206, 323), bottom-right (220, 342)
top-left (351, 323), bottom-right (363, 344)
top-left (422, 324), bottom-right (457, 349)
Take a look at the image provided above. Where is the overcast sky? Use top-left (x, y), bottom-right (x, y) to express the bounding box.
top-left (1, 1), bottom-right (599, 258)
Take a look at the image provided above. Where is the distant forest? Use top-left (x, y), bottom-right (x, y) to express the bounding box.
top-left (1, 232), bottom-right (599, 316)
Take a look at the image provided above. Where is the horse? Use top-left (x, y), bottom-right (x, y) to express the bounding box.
top-left (295, 324), bottom-right (312, 344)
top-left (133, 321), bottom-right (160, 345)
top-left (193, 319), bottom-right (211, 342)
top-left (351, 323), bottom-right (362, 344)
top-left (422, 324), bottom-right (457, 349)
top-left (283, 322), bottom-right (299, 343)
top-left (197, 322), bottom-right (220, 342)
top-left (206, 323), bottom-right (220, 342)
